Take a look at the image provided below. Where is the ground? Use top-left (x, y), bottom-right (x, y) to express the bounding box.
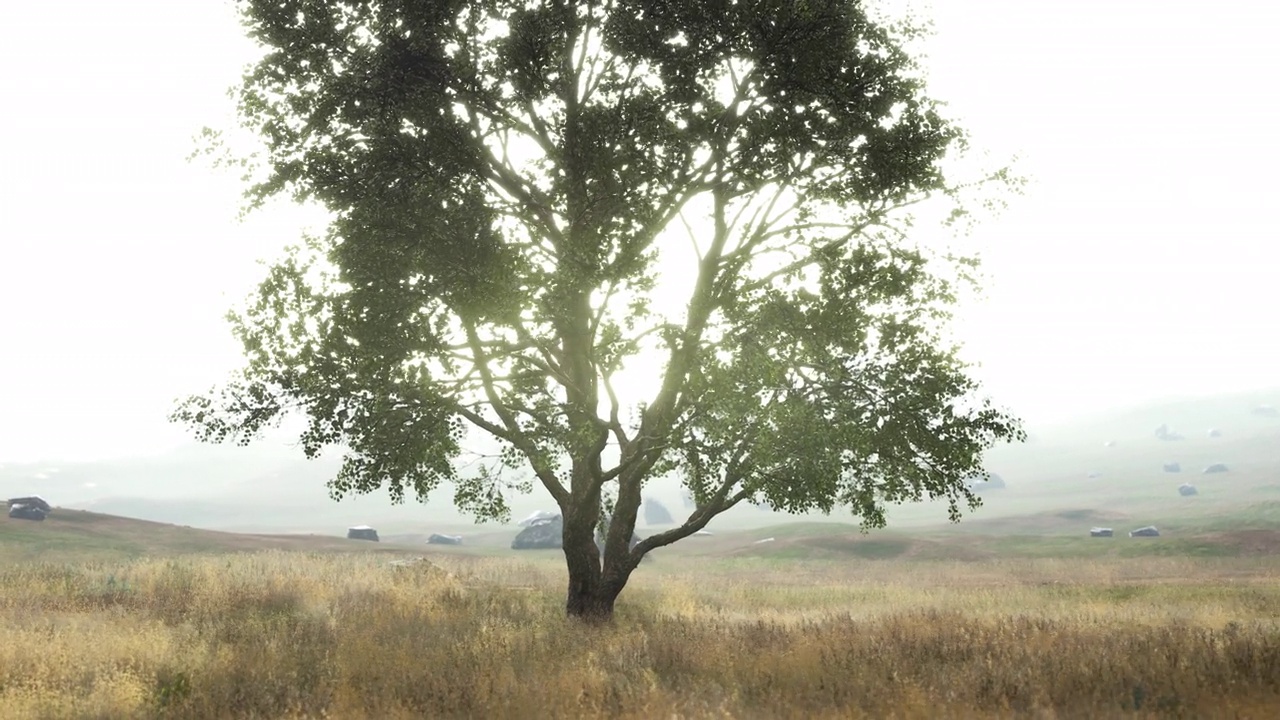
top-left (2, 395), bottom-right (1278, 717)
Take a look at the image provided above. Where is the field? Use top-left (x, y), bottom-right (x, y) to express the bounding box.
top-left (1, 514), bottom-right (1278, 718)
top-left (2, 395), bottom-right (1279, 717)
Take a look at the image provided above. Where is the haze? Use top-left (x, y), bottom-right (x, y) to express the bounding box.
top-left (1, 0), bottom-right (1276, 465)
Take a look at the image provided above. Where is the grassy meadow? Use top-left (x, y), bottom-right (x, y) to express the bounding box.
top-left (3, 394), bottom-right (1278, 717)
top-left (0, 545), bottom-right (1277, 719)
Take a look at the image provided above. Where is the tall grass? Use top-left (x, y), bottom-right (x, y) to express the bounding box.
top-left (0, 552), bottom-right (1276, 718)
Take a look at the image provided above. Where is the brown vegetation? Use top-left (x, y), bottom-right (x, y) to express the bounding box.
top-left (1, 550), bottom-right (1277, 718)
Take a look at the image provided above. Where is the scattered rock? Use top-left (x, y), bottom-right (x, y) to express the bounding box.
top-left (1207, 428), bottom-right (1222, 438)
top-left (347, 525), bottom-right (380, 542)
top-left (1162, 462), bottom-right (1181, 473)
top-left (1129, 526), bottom-right (1160, 538)
top-left (1090, 527), bottom-right (1114, 537)
top-left (512, 514), bottom-right (562, 549)
top-left (1155, 424), bottom-right (1184, 441)
top-left (643, 497), bottom-right (674, 525)
top-left (1252, 405), bottom-right (1278, 417)
top-left (1202, 463), bottom-right (1229, 474)
top-left (1178, 483), bottom-right (1198, 496)
top-left (427, 533), bottom-right (463, 545)
top-left (6, 496), bottom-right (51, 521)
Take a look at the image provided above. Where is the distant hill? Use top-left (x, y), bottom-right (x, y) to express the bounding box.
top-left (0, 507), bottom-right (424, 563)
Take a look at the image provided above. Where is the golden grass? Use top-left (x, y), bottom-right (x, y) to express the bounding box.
top-left (0, 551), bottom-right (1277, 718)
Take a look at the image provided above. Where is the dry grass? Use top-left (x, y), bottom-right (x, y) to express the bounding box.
top-left (0, 551), bottom-right (1277, 719)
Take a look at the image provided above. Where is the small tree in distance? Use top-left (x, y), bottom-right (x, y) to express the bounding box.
top-left (173, 0), bottom-right (1024, 621)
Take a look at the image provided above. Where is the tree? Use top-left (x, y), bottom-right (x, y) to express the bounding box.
top-left (173, 0), bottom-right (1024, 622)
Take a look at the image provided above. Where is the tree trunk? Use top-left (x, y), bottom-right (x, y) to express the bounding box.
top-left (565, 578), bottom-right (621, 622)
top-left (562, 516), bottom-right (625, 622)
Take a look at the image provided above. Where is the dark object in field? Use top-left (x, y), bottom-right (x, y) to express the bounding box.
top-left (1207, 428), bottom-right (1222, 438)
top-left (347, 525), bottom-right (379, 542)
top-left (512, 514), bottom-right (563, 549)
top-left (1129, 526), bottom-right (1160, 537)
top-left (1202, 463), bottom-right (1229, 474)
top-left (1252, 404), bottom-right (1278, 417)
top-left (6, 496), bottom-right (51, 521)
top-left (516, 509), bottom-right (560, 527)
top-left (1163, 462), bottom-right (1181, 473)
top-left (1090, 527), bottom-right (1114, 537)
top-left (643, 497), bottom-right (674, 525)
top-left (966, 472), bottom-right (1006, 492)
top-left (1178, 483), bottom-right (1198, 496)
top-left (427, 533), bottom-right (462, 545)
top-left (1154, 424), bottom-right (1184, 441)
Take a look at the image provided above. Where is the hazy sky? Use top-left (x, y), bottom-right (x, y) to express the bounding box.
top-left (1, 1), bottom-right (1276, 464)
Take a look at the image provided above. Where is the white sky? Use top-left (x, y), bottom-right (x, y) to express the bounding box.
top-left (1, 0), bottom-right (1276, 463)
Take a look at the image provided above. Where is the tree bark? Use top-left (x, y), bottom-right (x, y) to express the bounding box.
top-left (562, 513), bottom-right (629, 622)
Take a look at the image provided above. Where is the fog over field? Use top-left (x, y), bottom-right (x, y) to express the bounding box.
top-left (2, 389), bottom-right (1276, 542)
top-left (2, 0), bottom-right (1276, 520)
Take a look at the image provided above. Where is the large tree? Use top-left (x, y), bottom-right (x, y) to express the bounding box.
top-left (174, 0), bottom-right (1023, 621)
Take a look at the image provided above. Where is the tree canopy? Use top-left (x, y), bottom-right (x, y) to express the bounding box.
top-left (174, 0), bottom-right (1024, 620)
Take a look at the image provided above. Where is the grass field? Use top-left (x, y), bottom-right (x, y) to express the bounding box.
top-left (2, 394), bottom-right (1278, 717)
top-left (1, 514), bottom-right (1278, 718)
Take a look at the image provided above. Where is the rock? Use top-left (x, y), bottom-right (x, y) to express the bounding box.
top-left (1129, 526), bottom-right (1160, 538)
top-left (517, 510), bottom-right (560, 527)
top-left (1207, 428), bottom-right (1222, 438)
top-left (510, 513), bottom-right (647, 556)
top-left (1087, 471), bottom-right (1102, 479)
top-left (347, 525), bottom-right (380, 542)
top-left (1178, 483), bottom-right (1198, 496)
top-left (967, 472), bottom-right (1006, 492)
top-left (1202, 463), bottom-right (1229, 474)
top-left (1252, 405), bottom-right (1278, 417)
top-left (512, 514), bottom-right (562, 549)
top-left (1162, 462), bottom-right (1181, 473)
top-left (427, 533), bottom-right (462, 545)
top-left (1090, 527), bottom-right (1114, 537)
top-left (7, 496), bottom-right (51, 521)
top-left (1155, 424), bottom-right (1184, 441)
top-left (643, 497), bottom-right (674, 525)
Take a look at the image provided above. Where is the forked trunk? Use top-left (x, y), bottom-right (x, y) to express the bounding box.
top-left (562, 519), bottom-right (627, 622)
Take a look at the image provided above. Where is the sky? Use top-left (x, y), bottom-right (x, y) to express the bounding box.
top-left (1, 0), bottom-right (1276, 464)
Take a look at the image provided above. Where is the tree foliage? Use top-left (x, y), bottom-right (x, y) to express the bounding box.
top-left (174, 0), bottom-right (1024, 620)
